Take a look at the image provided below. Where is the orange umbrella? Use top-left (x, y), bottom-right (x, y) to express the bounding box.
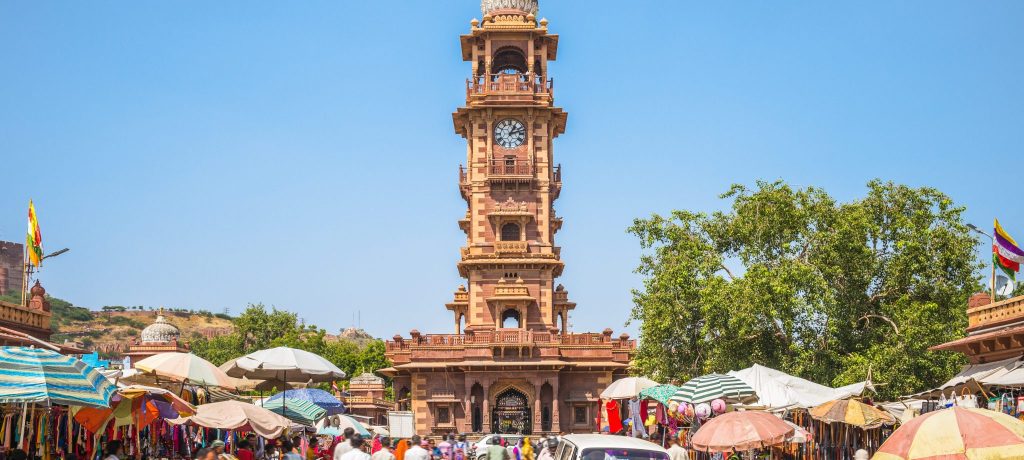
top-left (74, 385), bottom-right (196, 433)
top-left (691, 411), bottom-right (794, 452)
top-left (809, 398), bottom-right (895, 429)
top-left (873, 407), bottom-right (1024, 460)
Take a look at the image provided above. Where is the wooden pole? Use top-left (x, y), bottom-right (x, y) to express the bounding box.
top-left (20, 245), bottom-right (28, 307)
top-left (992, 235), bottom-right (998, 303)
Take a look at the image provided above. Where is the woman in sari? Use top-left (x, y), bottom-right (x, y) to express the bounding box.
top-left (394, 440), bottom-right (409, 460)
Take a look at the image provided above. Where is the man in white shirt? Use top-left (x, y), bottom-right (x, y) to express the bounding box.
top-left (334, 428), bottom-right (357, 460)
top-left (404, 436), bottom-right (432, 460)
top-left (340, 435), bottom-right (371, 460)
top-left (665, 437), bottom-right (688, 460)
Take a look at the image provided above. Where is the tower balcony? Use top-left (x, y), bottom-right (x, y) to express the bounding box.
top-left (489, 159), bottom-right (533, 178)
top-left (466, 74), bottom-right (553, 106)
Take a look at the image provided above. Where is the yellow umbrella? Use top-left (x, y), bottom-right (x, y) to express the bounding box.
top-left (809, 398), bottom-right (895, 429)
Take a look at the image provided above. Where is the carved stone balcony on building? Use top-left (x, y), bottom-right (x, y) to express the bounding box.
top-left (467, 74), bottom-right (553, 107)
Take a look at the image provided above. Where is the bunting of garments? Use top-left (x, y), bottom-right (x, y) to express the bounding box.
top-left (605, 400), bottom-right (623, 434)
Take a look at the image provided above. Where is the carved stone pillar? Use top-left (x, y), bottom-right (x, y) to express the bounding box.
top-left (551, 378), bottom-right (560, 431)
top-left (533, 380), bottom-right (543, 434)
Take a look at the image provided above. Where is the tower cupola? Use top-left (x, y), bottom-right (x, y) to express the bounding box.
top-left (481, 0), bottom-right (538, 16)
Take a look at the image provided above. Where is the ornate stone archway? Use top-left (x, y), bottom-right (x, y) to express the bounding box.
top-left (492, 387), bottom-right (531, 434)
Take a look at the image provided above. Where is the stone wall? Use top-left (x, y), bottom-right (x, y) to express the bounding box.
top-left (0, 241), bottom-right (24, 298)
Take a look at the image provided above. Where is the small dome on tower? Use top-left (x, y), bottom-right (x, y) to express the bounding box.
top-left (482, 0), bottom-right (538, 16)
top-left (140, 311), bottom-right (181, 343)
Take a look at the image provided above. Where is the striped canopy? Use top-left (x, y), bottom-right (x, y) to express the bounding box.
top-left (266, 388), bottom-right (345, 415)
top-left (262, 398), bottom-right (326, 426)
top-left (873, 407), bottom-right (1024, 460)
top-left (639, 384), bottom-right (681, 405)
top-left (809, 398), bottom-right (895, 429)
top-left (0, 346), bottom-right (116, 408)
top-left (670, 373), bottom-right (757, 405)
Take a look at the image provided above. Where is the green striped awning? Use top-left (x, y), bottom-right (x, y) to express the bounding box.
top-left (0, 346), bottom-right (116, 408)
top-left (262, 398), bottom-right (326, 426)
top-left (669, 373), bottom-right (756, 405)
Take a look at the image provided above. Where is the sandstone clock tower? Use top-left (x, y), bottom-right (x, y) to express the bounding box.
top-left (383, 1), bottom-right (634, 436)
top-left (451, 0), bottom-right (571, 336)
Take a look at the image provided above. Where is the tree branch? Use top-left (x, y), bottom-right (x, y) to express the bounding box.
top-left (858, 314), bottom-right (900, 335)
top-left (720, 264), bottom-right (735, 281)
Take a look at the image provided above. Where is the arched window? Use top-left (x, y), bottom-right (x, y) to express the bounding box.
top-left (501, 309), bottom-right (521, 329)
top-left (501, 223), bottom-right (521, 241)
top-left (493, 47), bottom-right (527, 75)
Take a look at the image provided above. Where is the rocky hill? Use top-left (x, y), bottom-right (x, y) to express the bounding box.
top-left (54, 309), bottom-right (234, 356)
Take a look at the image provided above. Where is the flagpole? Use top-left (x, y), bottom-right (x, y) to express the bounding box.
top-left (20, 244), bottom-right (28, 307)
top-left (992, 237), bottom-right (997, 303)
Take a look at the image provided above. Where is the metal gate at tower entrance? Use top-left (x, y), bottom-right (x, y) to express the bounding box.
top-left (492, 388), bottom-right (531, 434)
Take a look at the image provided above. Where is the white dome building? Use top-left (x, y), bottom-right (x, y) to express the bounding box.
top-left (126, 309), bottom-right (190, 361)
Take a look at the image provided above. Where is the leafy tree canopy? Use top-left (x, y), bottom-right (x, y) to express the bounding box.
top-left (190, 303), bottom-right (390, 386)
top-left (628, 180), bottom-right (981, 399)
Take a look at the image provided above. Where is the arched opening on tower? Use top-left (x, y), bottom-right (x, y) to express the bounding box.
top-left (501, 223), bottom-right (521, 241)
top-left (493, 47), bottom-right (528, 76)
top-left (471, 383), bottom-right (484, 432)
top-left (501, 309), bottom-right (522, 329)
top-left (540, 382), bottom-right (553, 432)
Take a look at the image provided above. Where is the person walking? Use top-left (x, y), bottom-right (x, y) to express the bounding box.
top-left (371, 438), bottom-right (396, 460)
top-left (104, 441), bottom-right (124, 460)
top-left (213, 440), bottom-right (238, 460)
top-left (334, 428), bottom-right (356, 460)
top-left (394, 440), bottom-right (409, 460)
top-left (236, 440), bottom-right (256, 460)
top-left (665, 437), bottom-right (687, 460)
top-left (534, 439), bottom-right (557, 460)
top-left (484, 437), bottom-right (509, 460)
top-left (437, 435), bottom-right (453, 460)
top-left (340, 435), bottom-right (371, 460)
top-left (282, 440), bottom-right (303, 460)
top-left (404, 436), bottom-right (431, 460)
top-left (519, 438), bottom-right (533, 460)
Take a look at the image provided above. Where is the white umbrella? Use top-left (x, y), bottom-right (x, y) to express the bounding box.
top-left (223, 347), bottom-right (346, 384)
top-left (600, 376), bottom-right (660, 399)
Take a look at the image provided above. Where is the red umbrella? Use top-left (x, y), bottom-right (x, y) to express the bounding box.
top-left (691, 411), bottom-right (794, 453)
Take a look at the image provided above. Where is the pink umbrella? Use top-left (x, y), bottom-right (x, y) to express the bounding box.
top-left (691, 411), bottom-right (794, 453)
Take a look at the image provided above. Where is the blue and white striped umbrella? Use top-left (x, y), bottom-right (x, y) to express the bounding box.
top-left (0, 346), bottom-right (116, 408)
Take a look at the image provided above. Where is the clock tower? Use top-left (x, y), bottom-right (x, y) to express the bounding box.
top-left (383, 1), bottom-right (633, 436)
top-left (451, 0), bottom-right (572, 335)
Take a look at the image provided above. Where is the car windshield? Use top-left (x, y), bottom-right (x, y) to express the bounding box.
top-left (579, 448), bottom-right (669, 460)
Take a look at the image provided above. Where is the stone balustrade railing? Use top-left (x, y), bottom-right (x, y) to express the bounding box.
top-left (385, 331), bottom-right (636, 352)
top-left (968, 295), bottom-right (1024, 331)
top-left (0, 301), bottom-right (50, 332)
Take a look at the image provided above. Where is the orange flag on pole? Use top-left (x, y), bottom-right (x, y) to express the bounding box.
top-left (26, 200), bottom-right (42, 267)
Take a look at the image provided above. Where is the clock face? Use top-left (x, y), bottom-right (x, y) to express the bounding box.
top-left (494, 119), bottom-right (526, 149)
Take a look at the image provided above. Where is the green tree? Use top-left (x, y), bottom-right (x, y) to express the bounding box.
top-left (628, 180), bottom-right (981, 398)
top-left (190, 303), bottom-right (392, 389)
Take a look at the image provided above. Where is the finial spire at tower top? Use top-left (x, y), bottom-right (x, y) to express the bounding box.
top-left (481, 0), bottom-right (538, 16)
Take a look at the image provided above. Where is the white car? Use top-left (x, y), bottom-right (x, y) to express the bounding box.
top-left (471, 434), bottom-right (526, 460)
top-left (553, 435), bottom-right (669, 460)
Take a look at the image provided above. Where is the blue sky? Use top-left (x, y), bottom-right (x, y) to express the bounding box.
top-left (1, 1), bottom-right (1022, 339)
